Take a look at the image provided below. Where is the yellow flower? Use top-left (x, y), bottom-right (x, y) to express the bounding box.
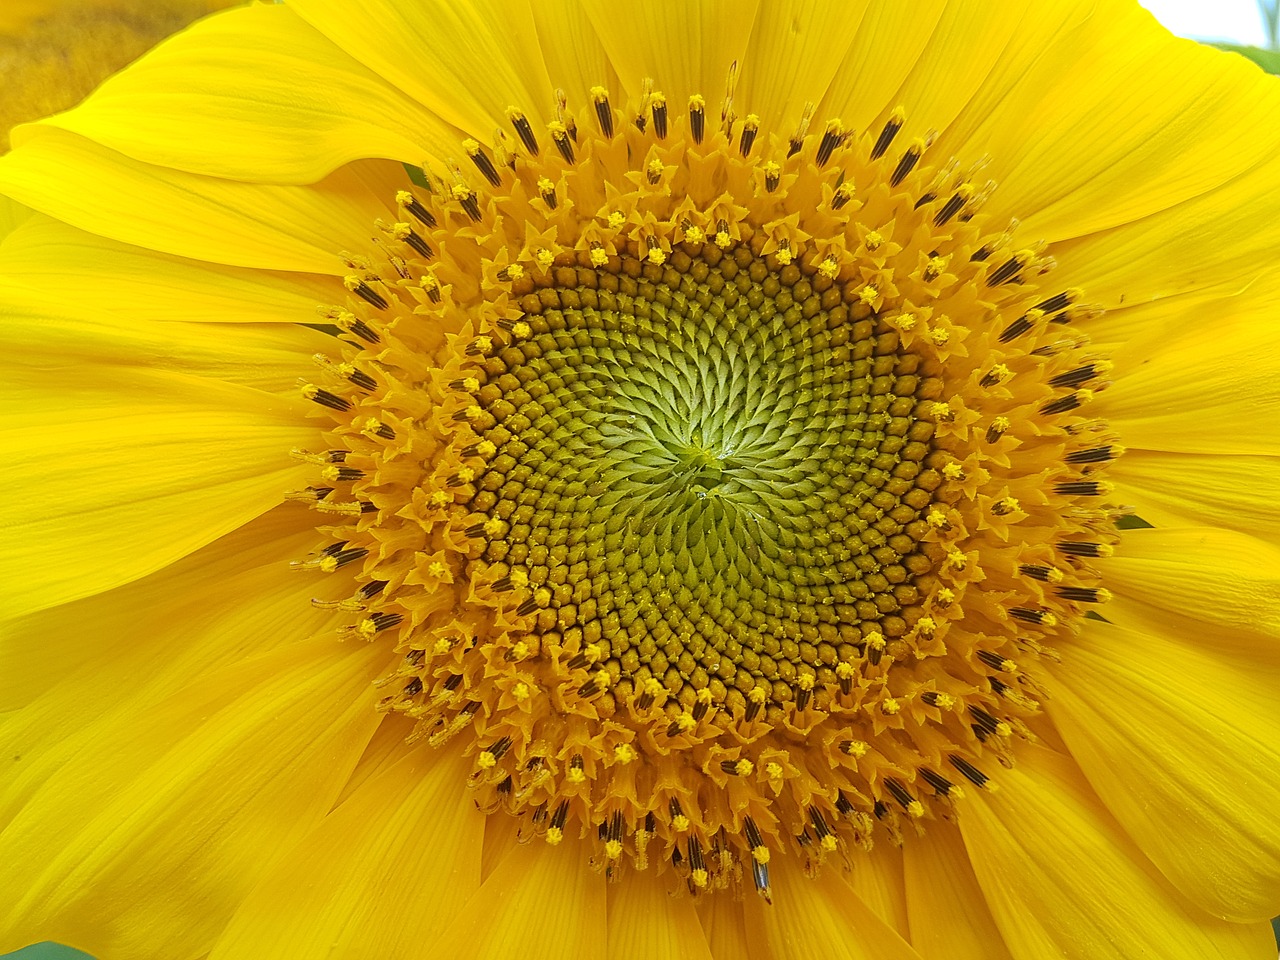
top-left (2, 1), bottom-right (1280, 958)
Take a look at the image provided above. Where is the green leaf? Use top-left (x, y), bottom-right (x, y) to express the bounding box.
top-left (1209, 43), bottom-right (1280, 74)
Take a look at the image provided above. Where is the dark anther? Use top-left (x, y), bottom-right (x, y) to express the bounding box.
top-left (1035, 290), bottom-right (1075, 314)
top-left (1041, 393), bottom-right (1083, 416)
top-left (687, 835), bottom-right (705, 874)
top-left (594, 94), bottom-right (614, 138)
top-left (1055, 480), bottom-right (1106, 496)
top-left (403, 676), bottom-right (423, 697)
top-left (1018, 564), bottom-right (1052, 581)
top-left (332, 467), bottom-right (364, 482)
top-left (787, 135), bottom-right (804, 157)
top-left (979, 367), bottom-right (1008, 387)
top-left (577, 677), bottom-right (601, 697)
top-left (401, 194), bottom-right (437, 227)
top-left (329, 546), bottom-right (369, 569)
top-left (509, 111), bottom-right (539, 155)
top-left (933, 192), bottom-right (967, 227)
top-left (815, 125), bottom-right (844, 166)
top-left (690, 101), bottom-right (705, 145)
top-left (552, 127), bottom-right (575, 163)
top-left (744, 693), bottom-right (764, 722)
top-left (1057, 540), bottom-right (1106, 557)
top-left (467, 145), bottom-right (502, 187)
top-left (497, 775), bottom-right (512, 796)
top-left (465, 523), bottom-right (488, 539)
top-left (486, 736), bottom-right (512, 761)
top-left (977, 649), bottom-right (1011, 671)
top-left (985, 421), bottom-right (1008, 443)
top-left (883, 778), bottom-right (917, 812)
top-left (540, 183), bottom-right (557, 209)
top-left (739, 122), bottom-right (758, 158)
top-left (347, 369), bottom-right (377, 391)
top-left (516, 596), bottom-right (541, 616)
top-left (948, 755), bottom-right (990, 788)
top-left (692, 696), bottom-right (710, 722)
top-left (918, 768), bottom-right (954, 797)
top-left (321, 540), bottom-right (349, 557)
top-left (795, 685), bottom-right (812, 711)
top-left (765, 168), bottom-right (780, 192)
top-left (351, 280), bottom-right (389, 309)
top-left (998, 314), bottom-right (1034, 343)
top-left (970, 244), bottom-right (993, 262)
top-left (871, 114), bottom-right (902, 160)
top-left (720, 759), bottom-right (744, 774)
top-left (868, 644), bottom-right (883, 666)
top-left (344, 317), bottom-right (381, 344)
top-left (669, 798), bottom-right (684, 820)
top-left (325, 449), bottom-right (347, 462)
top-left (373, 422), bottom-right (396, 440)
top-left (913, 191), bottom-right (937, 210)
top-left (359, 580), bottom-right (388, 599)
top-left (308, 388), bottom-right (351, 412)
top-left (990, 676), bottom-right (1009, 695)
top-left (968, 704), bottom-right (1002, 735)
top-left (457, 190), bottom-right (482, 222)
top-left (1010, 607), bottom-right (1049, 624)
top-left (1049, 363), bottom-right (1100, 389)
top-left (920, 691), bottom-right (943, 707)
top-left (808, 807), bottom-right (832, 840)
top-left (550, 800), bottom-right (569, 831)
top-left (359, 501), bottom-right (377, 514)
top-left (835, 792), bottom-right (857, 816)
top-left (651, 95), bottom-right (668, 139)
top-left (401, 229), bottom-right (433, 259)
top-left (873, 800), bottom-right (889, 820)
top-left (1066, 445), bottom-right (1117, 464)
top-left (890, 145), bottom-right (921, 186)
top-left (442, 674), bottom-right (462, 691)
top-left (986, 255), bottom-right (1026, 286)
top-left (1057, 585), bottom-right (1105, 603)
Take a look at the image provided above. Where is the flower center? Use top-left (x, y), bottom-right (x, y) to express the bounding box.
top-left (292, 82), bottom-right (1121, 899)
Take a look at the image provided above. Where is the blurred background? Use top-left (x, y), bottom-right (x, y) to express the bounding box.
top-left (0, 0), bottom-right (1277, 958)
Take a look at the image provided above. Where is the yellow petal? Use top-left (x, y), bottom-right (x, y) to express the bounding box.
top-left (1, 287), bottom-right (319, 617)
top-left (743, 853), bottom-right (923, 960)
top-left (0, 194), bottom-right (31, 241)
top-left (1100, 527), bottom-right (1280, 660)
top-left (289, 0), bottom-right (555, 137)
top-left (903, 819), bottom-right (1014, 960)
top-left (208, 747), bottom-right (484, 960)
top-left (527, 1), bottom-right (619, 118)
top-left (606, 869), bottom-right (713, 960)
top-left (2, 274), bottom-right (332, 394)
top-left (971, 3), bottom-right (1280, 243)
top-left (1, 213), bottom-right (339, 327)
top-left (847, 837), bottom-right (908, 938)
top-left (582, 0), bottom-right (758, 108)
top-left (736, 0), bottom-right (871, 133)
top-left (851, 0), bottom-right (1025, 150)
top-left (1048, 616), bottom-right (1280, 922)
top-left (429, 834), bottom-right (607, 960)
top-left (1094, 308), bottom-right (1280, 456)
top-left (1053, 163), bottom-right (1280, 336)
top-left (959, 744), bottom-right (1274, 959)
top-left (0, 126), bottom-right (398, 272)
top-left (696, 895), bottom-right (770, 960)
top-left (0, 638), bottom-right (386, 960)
top-left (1110, 451), bottom-right (1280, 540)
top-left (28, 3), bottom-right (465, 185)
top-left (817, 0), bottom-right (947, 137)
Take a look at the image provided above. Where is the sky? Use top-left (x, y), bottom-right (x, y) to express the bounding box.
top-left (1139, 0), bottom-right (1270, 44)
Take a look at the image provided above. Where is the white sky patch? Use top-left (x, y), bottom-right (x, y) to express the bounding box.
top-left (1139, 0), bottom-right (1269, 45)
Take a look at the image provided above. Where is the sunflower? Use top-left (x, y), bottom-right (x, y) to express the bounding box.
top-left (2, 1), bottom-right (1280, 958)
